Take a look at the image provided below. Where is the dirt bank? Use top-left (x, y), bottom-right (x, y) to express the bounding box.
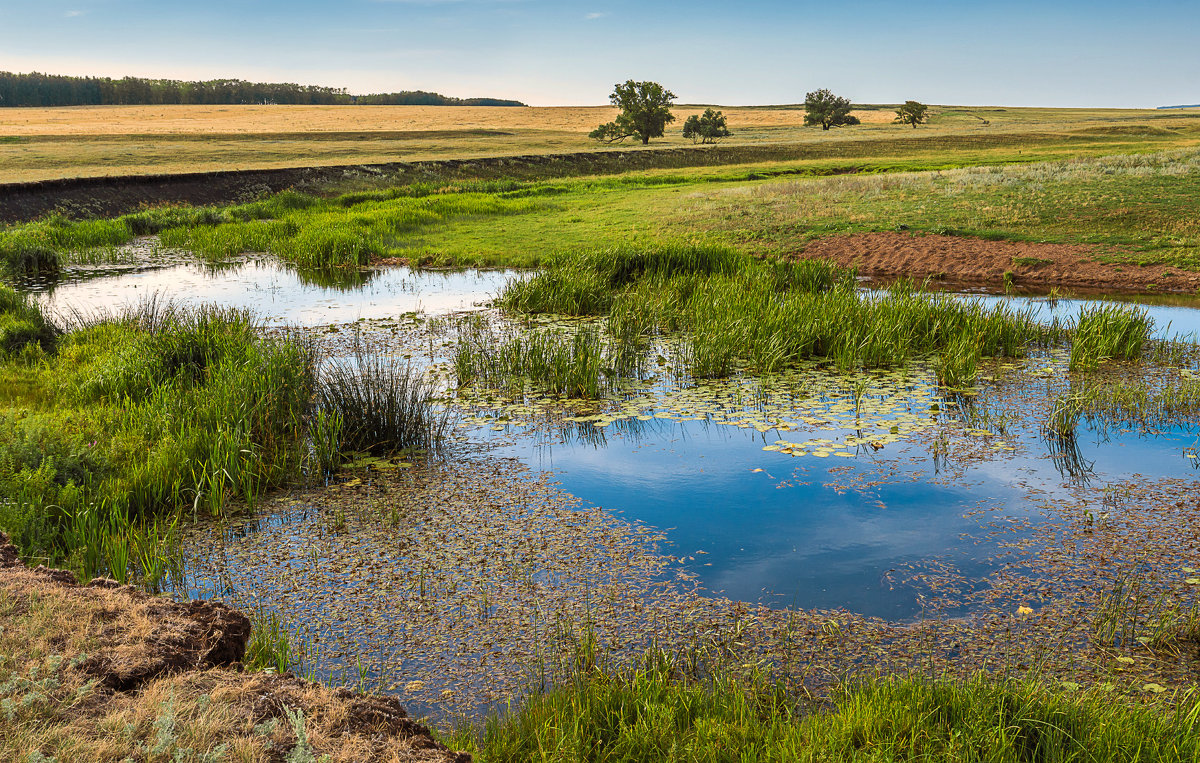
top-left (797, 231), bottom-right (1200, 293)
top-left (0, 146), bottom-right (817, 224)
top-left (0, 532), bottom-right (469, 762)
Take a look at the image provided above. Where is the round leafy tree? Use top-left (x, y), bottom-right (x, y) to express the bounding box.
top-left (682, 108), bottom-right (732, 144)
top-left (803, 89), bottom-right (860, 131)
top-left (894, 100), bottom-right (930, 128)
top-left (590, 80), bottom-right (677, 145)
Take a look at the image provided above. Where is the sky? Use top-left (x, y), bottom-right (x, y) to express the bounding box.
top-left (0, 0), bottom-right (1197, 108)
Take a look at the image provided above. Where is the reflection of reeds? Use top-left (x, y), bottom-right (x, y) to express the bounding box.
top-left (1048, 376), bottom-right (1200, 438)
top-left (1093, 567), bottom-right (1200, 655)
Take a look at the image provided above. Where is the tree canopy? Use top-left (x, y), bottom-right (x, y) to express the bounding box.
top-left (0, 71), bottom-right (525, 108)
top-left (589, 80), bottom-right (677, 145)
top-left (894, 100), bottom-right (930, 128)
top-left (682, 108), bottom-right (732, 144)
top-left (803, 89), bottom-right (860, 131)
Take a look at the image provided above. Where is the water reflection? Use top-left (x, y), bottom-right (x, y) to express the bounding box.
top-left (22, 259), bottom-right (517, 326)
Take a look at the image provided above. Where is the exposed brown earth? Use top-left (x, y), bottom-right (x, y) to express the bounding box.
top-left (797, 231), bottom-right (1200, 293)
top-left (0, 532), bottom-right (469, 762)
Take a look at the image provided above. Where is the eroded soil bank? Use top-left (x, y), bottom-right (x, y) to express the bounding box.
top-left (799, 231), bottom-right (1200, 293)
top-left (0, 533), bottom-right (469, 763)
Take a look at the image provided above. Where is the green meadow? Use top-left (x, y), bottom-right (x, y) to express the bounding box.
top-left (3, 106), bottom-right (1200, 761)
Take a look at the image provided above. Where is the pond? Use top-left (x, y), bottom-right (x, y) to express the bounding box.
top-left (14, 256), bottom-right (1200, 712)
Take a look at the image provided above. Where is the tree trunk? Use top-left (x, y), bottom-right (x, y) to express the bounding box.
top-left (642, 134), bottom-right (650, 144)
top-left (822, 122), bottom-right (830, 131)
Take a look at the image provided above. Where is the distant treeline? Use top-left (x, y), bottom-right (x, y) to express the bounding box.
top-left (0, 71), bottom-right (526, 108)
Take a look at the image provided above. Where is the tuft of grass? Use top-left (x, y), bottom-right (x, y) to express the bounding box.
top-left (478, 247), bottom-right (1051, 393)
top-left (0, 298), bottom-right (317, 574)
top-left (317, 348), bottom-right (448, 456)
top-left (446, 658), bottom-right (1200, 762)
top-left (1070, 303), bottom-right (1154, 371)
top-left (0, 285), bottom-right (57, 358)
top-left (455, 319), bottom-right (607, 398)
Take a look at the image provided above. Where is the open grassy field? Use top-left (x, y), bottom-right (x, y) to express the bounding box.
top-left (2, 103), bottom-right (1198, 182)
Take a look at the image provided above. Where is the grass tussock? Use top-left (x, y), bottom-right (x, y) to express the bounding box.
top-left (0, 295), bottom-right (316, 581)
top-left (1069, 303), bottom-right (1155, 371)
top-left (0, 291), bottom-right (452, 580)
top-left (471, 245), bottom-right (1053, 393)
top-left (317, 349), bottom-right (450, 457)
top-left (447, 657), bottom-right (1200, 762)
top-left (455, 319), bottom-right (609, 398)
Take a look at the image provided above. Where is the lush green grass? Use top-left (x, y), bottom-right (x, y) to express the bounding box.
top-left (467, 245), bottom-right (1052, 390)
top-left (1069, 303), bottom-right (1155, 371)
top-left (404, 148), bottom-right (1200, 271)
top-left (0, 292), bottom-right (317, 578)
top-left (0, 185), bottom-right (547, 272)
top-left (7, 144), bottom-right (1200, 275)
top-left (445, 661), bottom-right (1200, 762)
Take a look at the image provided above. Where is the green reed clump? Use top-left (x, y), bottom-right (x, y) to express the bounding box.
top-left (500, 243), bottom-right (768, 316)
top-left (1048, 375), bottom-right (1200, 439)
top-left (1070, 303), bottom-right (1154, 372)
top-left (493, 247), bottom-right (1051, 392)
top-left (0, 285), bottom-right (57, 358)
top-left (455, 319), bottom-right (608, 398)
top-left (448, 658), bottom-right (1200, 762)
top-left (0, 213), bottom-right (137, 273)
top-left (317, 350), bottom-right (448, 455)
top-left (160, 192), bottom-right (540, 269)
top-left (0, 298), bottom-right (317, 570)
top-left (245, 609), bottom-right (299, 675)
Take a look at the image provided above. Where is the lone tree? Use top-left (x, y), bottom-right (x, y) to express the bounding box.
top-left (803, 89), bottom-right (860, 130)
top-left (894, 100), bottom-right (930, 128)
top-left (590, 80), bottom-right (676, 145)
top-left (682, 108), bottom-right (732, 144)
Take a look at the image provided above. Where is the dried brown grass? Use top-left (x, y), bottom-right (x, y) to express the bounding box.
top-left (0, 104), bottom-right (860, 136)
top-left (0, 537), bottom-right (467, 762)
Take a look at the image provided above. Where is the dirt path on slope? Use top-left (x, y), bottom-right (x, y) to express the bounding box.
top-left (797, 231), bottom-right (1200, 293)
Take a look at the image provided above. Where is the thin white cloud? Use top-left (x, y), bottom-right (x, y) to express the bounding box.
top-left (584, 11), bottom-right (606, 20)
top-left (64, 10), bottom-right (85, 17)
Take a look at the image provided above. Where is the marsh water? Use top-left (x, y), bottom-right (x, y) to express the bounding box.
top-left (22, 260), bottom-right (1200, 614)
top-left (14, 258), bottom-right (1200, 708)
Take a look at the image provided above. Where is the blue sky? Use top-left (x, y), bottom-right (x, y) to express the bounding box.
top-left (0, 0), bottom-right (1196, 107)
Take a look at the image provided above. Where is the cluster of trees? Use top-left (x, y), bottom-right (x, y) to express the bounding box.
top-left (0, 71), bottom-right (526, 108)
top-left (591, 82), bottom-right (931, 145)
top-left (589, 81), bottom-right (732, 145)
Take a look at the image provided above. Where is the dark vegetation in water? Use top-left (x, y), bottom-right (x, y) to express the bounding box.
top-left (0, 287), bottom-right (445, 584)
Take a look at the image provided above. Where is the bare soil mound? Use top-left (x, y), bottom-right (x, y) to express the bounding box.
top-left (798, 231), bottom-right (1200, 293)
top-left (0, 532), bottom-right (469, 762)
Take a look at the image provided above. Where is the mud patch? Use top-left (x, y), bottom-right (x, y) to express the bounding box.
top-left (797, 231), bottom-right (1200, 293)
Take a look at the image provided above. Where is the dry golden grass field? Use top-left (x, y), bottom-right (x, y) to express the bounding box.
top-left (1, 103), bottom-right (1197, 182)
